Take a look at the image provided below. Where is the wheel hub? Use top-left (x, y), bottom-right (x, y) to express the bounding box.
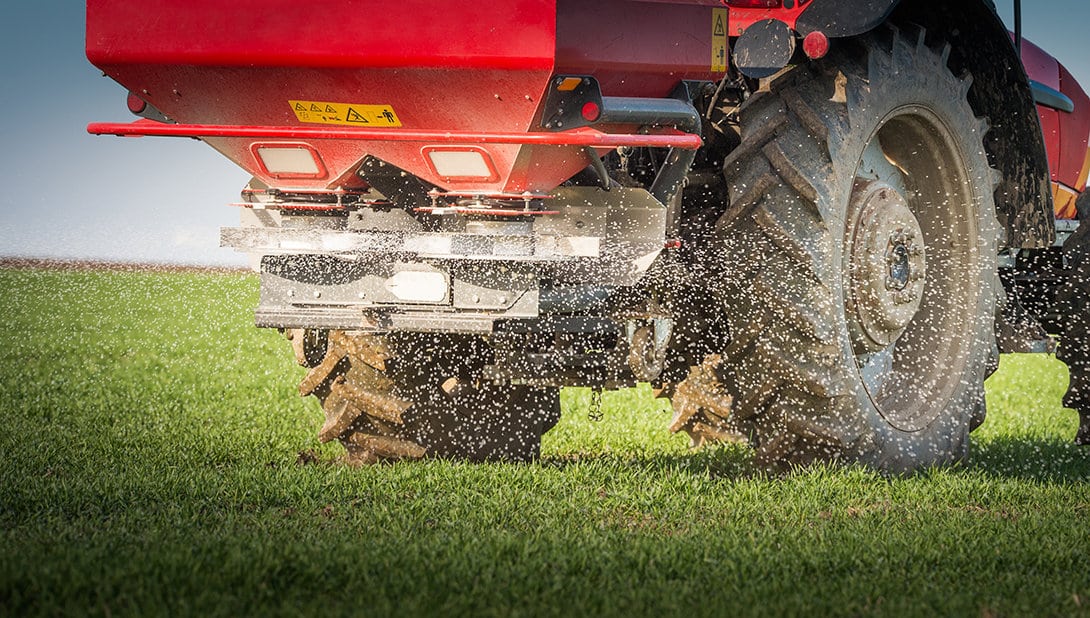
top-left (847, 181), bottom-right (927, 353)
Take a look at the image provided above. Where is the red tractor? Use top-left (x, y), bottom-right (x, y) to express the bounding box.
top-left (86, 0), bottom-right (1090, 471)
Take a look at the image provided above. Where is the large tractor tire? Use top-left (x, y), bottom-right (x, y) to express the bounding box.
top-left (698, 27), bottom-right (1001, 471)
top-left (1057, 191), bottom-right (1090, 445)
top-left (288, 330), bottom-right (560, 464)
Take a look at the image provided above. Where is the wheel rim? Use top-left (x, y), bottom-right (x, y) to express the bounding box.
top-left (844, 107), bottom-right (981, 432)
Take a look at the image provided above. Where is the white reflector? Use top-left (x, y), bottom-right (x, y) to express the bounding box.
top-left (385, 270), bottom-right (448, 303)
top-left (426, 149), bottom-right (493, 178)
top-left (256, 147), bottom-right (321, 175)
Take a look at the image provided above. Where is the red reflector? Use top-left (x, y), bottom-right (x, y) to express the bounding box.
top-left (725, 0), bottom-right (782, 7)
top-left (802, 31), bottom-right (830, 59)
top-left (126, 92), bottom-right (147, 115)
top-left (581, 101), bottom-right (601, 122)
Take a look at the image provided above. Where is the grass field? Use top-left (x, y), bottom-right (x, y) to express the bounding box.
top-left (1, 267), bottom-right (1088, 617)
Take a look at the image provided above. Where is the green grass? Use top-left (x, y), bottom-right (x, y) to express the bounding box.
top-left (1, 268), bottom-right (1088, 617)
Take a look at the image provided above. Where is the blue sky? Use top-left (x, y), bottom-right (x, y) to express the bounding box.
top-left (0, 1), bottom-right (248, 265)
top-left (1, 1), bottom-right (1088, 266)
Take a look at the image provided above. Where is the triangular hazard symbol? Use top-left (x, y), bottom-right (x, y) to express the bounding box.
top-left (294, 103), bottom-right (306, 112)
top-left (345, 108), bottom-right (369, 123)
top-left (714, 15), bottom-right (725, 37)
top-left (310, 104), bottom-right (323, 112)
top-left (325, 105), bottom-right (337, 113)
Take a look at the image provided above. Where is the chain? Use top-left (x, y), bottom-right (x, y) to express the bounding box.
top-left (617, 146), bottom-right (631, 178)
top-left (588, 388), bottom-right (604, 423)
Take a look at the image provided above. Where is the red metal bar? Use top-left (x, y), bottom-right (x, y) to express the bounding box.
top-left (230, 202), bottom-right (351, 212)
top-left (427, 190), bottom-right (554, 200)
top-left (86, 121), bottom-right (704, 150)
top-left (415, 207), bottom-right (561, 217)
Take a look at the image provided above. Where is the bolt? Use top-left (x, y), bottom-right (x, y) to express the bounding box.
top-left (498, 296), bottom-right (507, 304)
top-left (287, 290), bottom-right (295, 298)
top-left (313, 291), bottom-right (321, 299)
top-left (472, 295), bottom-right (481, 304)
top-left (358, 292), bottom-right (366, 299)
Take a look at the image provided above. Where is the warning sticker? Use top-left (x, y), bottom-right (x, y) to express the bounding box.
top-left (289, 100), bottom-right (402, 127)
top-left (711, 8), bottom-right (728, 73)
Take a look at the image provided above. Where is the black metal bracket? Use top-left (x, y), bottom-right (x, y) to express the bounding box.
top-left (541, 76), bottom-right (702, 134)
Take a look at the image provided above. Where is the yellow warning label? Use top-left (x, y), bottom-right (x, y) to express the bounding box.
top-left (711, 8), bottom-right (728, 73)
top-left (289, 100), bottom-right (402, 127)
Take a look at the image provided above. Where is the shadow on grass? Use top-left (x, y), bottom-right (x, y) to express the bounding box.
top-left (967, 435), bottom-right (1090, 482)
top-left (540, 444), bottom-right (764, 481)
top-left (540, 436), bottom-right (1090, 484)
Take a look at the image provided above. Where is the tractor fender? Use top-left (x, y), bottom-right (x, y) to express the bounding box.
top-left (792, 0), bottom-right (1052, 248)
top-left (795, 0), bottom-right (900, 38)
top-left (889, 0), bottom-right (1053, 248)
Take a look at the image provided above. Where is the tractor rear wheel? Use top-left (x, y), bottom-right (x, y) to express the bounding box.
top-left (700, 27), bottom-right (1001, 471)
top-left (1057, 191), bottom-right (1090, 445)
top-left (289, 330), bottom-right (560, 463)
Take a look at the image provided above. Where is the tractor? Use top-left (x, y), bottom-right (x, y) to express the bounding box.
top-left (86, 0), bottom-right (1090, 471)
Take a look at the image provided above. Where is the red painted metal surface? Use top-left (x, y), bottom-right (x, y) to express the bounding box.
top-left (87, 0), bottom-right (558, 192)
top-left (414, 208), bottom-right (561, 217)
top-left (231, 203), bottom-right (350, 212)
top-left (86, 0), bottom-right (715, 195)
top-left (555, 0), bottom-right (725, 96)
top-left (1022, 38), bottom-right (1063, 184)
top-left (726, 0), bottom-right (810, 36)
top-left (86, 0), bottom-right (557, 71)
top-left (1057, 63), bottom-right (1090, 191)
top-left (1021, 37), bottom-right (1090, 217)
top-left (90, 0), bottom-right (1085, 211)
